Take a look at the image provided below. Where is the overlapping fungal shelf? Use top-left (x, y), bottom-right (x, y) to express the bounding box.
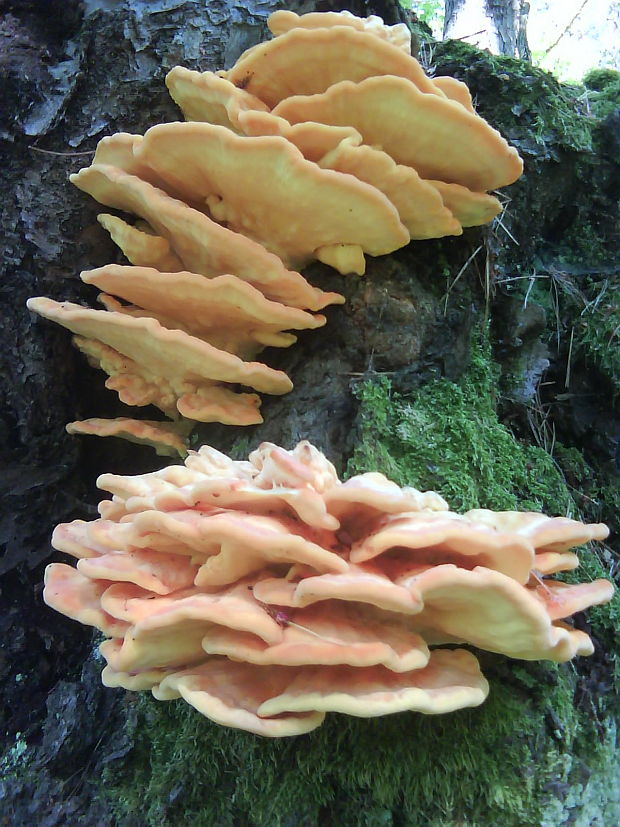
top-left (44, 440), bottom-right (613, 737)
top-left (27, 9), bottom-right (523, 453)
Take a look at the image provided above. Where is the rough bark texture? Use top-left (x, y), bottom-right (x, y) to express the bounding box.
top-left (444, 0), bottom-right (530, 59)
top-left (1, 1), bottom-right (618, 824)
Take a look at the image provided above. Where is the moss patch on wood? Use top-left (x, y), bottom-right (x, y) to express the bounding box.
top-left (98, 325), bottom-right (619, 827)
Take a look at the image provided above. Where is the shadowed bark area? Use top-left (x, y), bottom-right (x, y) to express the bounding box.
top-left (1, 1), bottom-right (618, 823)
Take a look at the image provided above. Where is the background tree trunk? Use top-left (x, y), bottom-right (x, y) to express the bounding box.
top-left (444, 0), bottom-right (531, 58)
top-left (1, 1), bottom-right (618, 824)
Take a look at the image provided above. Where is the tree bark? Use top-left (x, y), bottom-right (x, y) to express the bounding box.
top-left (444, 0), bottom-right (531, 59)
top-left (1, 1), bottom-right (617, 823)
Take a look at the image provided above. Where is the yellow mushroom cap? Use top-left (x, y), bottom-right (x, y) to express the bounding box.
top-left (224, 25), bottom-right (442, 107)
top-left (70, 164), bottom-right (343, 310)
top-left (27, 297), bottom-right (292, 425)
top-left (274, 75), bottom-right (524, 192)
top-left (267, 9), bottom-right (412, 54)
top-left (134, 121), bottom-right (410, 273)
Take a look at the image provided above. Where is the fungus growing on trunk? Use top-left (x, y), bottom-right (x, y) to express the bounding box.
top-left (27, 9), bottom-right (522, 448)
top-left (135, 121), bottom-right (409, 269)
top-left (65, 417), bottom-right (190, 458)
top-left (267, 9), bottom-right (412, 53)
top-left (43, 441), bottom-right (613, 737)
top-left (27, 297), bottom-right (291, 425)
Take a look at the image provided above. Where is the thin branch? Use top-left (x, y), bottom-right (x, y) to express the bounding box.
top-left (565, 326), bottom-right (575, 388)
top-left (543, 0), bottom-right (591, 57)
top-left (29, 146), bottom-right (96, 157)
top-left (443, 245), bottom-right (483, 314)
top-left (454, 28), bottom-right (487, 42)
top-left (494, 213), bottom-right (520, 245)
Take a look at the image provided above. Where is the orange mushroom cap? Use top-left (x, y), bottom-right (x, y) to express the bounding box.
top-left (165, 66), bottom-right (269, 129)
top-left (274, 75), bottom-right (524, 192)
top-left (82, 264), bottom-right (326, 358)
top-left (27, 297), bottom-right (291, 425)
top-left (134, 121), bottom-right (410, 273)
top-left (202, 600), bottom-right (430, 672)
top-left (66, 417), bottom-right (190, 457)
top-left (351, 511), bottom-right (536, 583)
top-left (256, 649), bottom-right (488, 718)
top-left (267, 10), bottom-right (412, 54)
top-left (464, 509), bottom-right (610, 550)
top-left (70, 164), bottom-right (343, 310)
top-left (96, 214), bottom-right (185, 272)
top-left (224, 25), bottom-right (442, 107)
top-left (152, 659), bottom-right (326, 737)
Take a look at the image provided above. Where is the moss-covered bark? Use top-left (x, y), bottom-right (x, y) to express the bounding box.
top-left (2, 1), bottom-right (618, 824)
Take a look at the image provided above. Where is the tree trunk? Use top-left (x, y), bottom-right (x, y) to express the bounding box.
top-left (444, 0), bottom-right (531, 59)
top-left (1, 1), bottom-right (618, 824)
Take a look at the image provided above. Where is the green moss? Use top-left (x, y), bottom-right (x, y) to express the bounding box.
top-left (348, 326), bottom-right (570, 514)
top-left (103, 662), bottom-right (618, 827)
top-left (433, 40), bottom-right (593, 154)
top-left (584, 68), bottom-right (620, 92)
top-left (101, 325), bottom-right (618, 825)
top-left (575, 280), bottom-right (620, 396)
top-left (583, 68), bottom-right (620, 119)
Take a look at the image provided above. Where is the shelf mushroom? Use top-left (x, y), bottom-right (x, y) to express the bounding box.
top-left (43, 440), bottom-right (613, 736)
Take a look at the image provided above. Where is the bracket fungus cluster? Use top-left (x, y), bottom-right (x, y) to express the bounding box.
top-left (44, 441), bottom-right (613, 737)
top-left (27, 9), bottom-right (522, 454)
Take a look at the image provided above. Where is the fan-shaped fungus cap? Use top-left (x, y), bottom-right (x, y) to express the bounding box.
top-left (134, 122), bottom-right (409, 273)
top-left (152, 659), bottom-right (326, 736)
top-left (166, 67), bottom-right (269, 129)
top-left (267, 10), bottom-right (412, 54)
top-left (27, 297), bottom-right (291, 424)
top-left (44, 563), bottom-right (128, 637)
top-left (316, 137), bottom-right (463, 238)
top-left (257, 649), bottom-right (488, 718)
top-left (97, 214), bottom-right (184, 272)
top-left (70, 164), bottom-right (343, 310)
top-left (81, 264), bottom-right (325, 358)
top-left (464, 510), bottom-right (610, 549)
top-left (250, 440), bottom-right (339, 493)
top-left (527, 577), bottom-right (615, 622)
top-left (351, 511), bottom-right (536, 583)
top-left (51, 519), bottom-right (109, 559)
top-left (77, 546), bottom-right (199, 595)
top-left (396, 564), bottom-right (598, 662)
top-left (66, 417), bottom-right (189, 457)
top-left (202, 600), bottom-right (430, 672)
top-left (92, 133), bottom-right (173, 194)
top-left (101, 581), bottom-right (283, 642)
top-left (425, 181), bottom-right (502, 227)
top-left (225, 25), bottom-right (441, 107)
top-left (274, 76), bottom-right (524, 191)
top-left (253, 564), bottom-right (424, 616)
top-left (324, 473), bottom-right (449, 527)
